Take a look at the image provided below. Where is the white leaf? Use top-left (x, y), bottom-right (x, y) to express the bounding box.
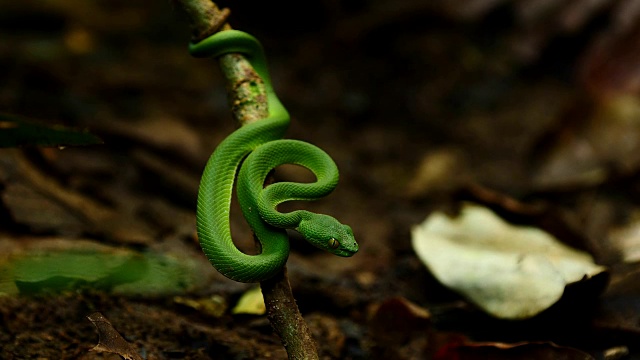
top-left (411, 203), bottom-right (606, 319)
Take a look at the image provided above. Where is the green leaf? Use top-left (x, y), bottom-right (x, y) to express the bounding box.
top-left (232, 286), bottom-right (266, 315)
top-left (0, 113), bottom-right (102, 148)
top-left (0, 248), bottom-right (198, 296)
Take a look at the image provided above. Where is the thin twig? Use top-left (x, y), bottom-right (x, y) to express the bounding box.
top-left (174, 0), bottom-right (230, 42)
top-left (173, 1), bottom-right (319, 358)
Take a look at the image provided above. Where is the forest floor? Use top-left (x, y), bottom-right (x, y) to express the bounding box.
top-left (1, 1), bottom-right (640, 359)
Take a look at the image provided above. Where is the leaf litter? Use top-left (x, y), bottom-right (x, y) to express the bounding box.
top-left (3, 0), bottom-right (640, 358)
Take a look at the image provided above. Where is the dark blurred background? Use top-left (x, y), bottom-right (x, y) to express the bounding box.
top-left (2, 0), bottom-right (640, 358)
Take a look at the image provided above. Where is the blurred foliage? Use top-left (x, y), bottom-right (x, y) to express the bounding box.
top-left (0, 113), bottom-right (101, 148)
top-left (0, 248), bottom-right (197, 296)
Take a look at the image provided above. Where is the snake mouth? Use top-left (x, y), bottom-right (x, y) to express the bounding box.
top-left (335, 246), bottom-right (358, 257)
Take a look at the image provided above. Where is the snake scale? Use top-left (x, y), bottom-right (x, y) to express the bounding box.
top-left (190, 30), bottom-right (358, 283)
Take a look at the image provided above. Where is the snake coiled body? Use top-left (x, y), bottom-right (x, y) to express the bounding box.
top-left (190, 30), bottom-right (358, 283)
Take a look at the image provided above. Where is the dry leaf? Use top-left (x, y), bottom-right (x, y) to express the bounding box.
top-left (87, 312), bottom-right (143, 360)
top-left (232, 287), bottom-right (266, 315)
top-left (369, 297), bottom-right (431, 344)
top-left (435, 341), bottom-right (594, 360)
top-left (173, 295), bottom-right (227, 317)
top-left (608, 211), bottom-right (640, 262)
top-left (532, 96), bottom-right (640, 189)
top-left (412, 203), bottom-right (606, 319)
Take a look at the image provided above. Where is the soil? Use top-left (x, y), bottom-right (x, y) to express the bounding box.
top-left (2, 1), bottom-right (640, 359)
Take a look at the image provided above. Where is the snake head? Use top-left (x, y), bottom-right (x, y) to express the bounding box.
top-left (296, 213), bottom-right (358, 257)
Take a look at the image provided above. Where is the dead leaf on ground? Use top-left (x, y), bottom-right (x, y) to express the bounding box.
top-left (608, 211), bottom-right (640, 263)
top-left (531, 96), bottom-right (640, 190)
top-left (593, 262), bottom-right (640, 335)
top-left (457, 184), bottom-right (592, 253)
top-left (173, 295), bottom-right (227, 318)
top-left (412, 203), bottom-right (607, 319)
top-left (367, 297), bottom-right (431, 359)
top-left (232, 286), bottom-right (266, 315)
top-left (405, 148), bottom-right (468, 199)
top-left (87, 312), bottom-right (143, 360)
top-left (369, 296), bottom-right (431, 344)
top-left (434, 341), bottom-right (594, 360)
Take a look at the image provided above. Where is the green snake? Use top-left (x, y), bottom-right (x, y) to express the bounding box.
top-left (190, 30), bottom-right (358, 283)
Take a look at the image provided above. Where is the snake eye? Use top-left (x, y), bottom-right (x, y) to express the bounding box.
top-left (328, 238), bottom-right (340, 249)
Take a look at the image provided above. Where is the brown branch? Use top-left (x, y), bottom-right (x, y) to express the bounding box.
top-left (173, 1), bottom-right (319, 358)
top-left (173, 0), bottom-right (230, 42)
top-left (174, 0), bottom-right (268, 125)
top-left (261, 268), bottom-right (319, 359)
top-left (218, 53), bottom-right (270, 126)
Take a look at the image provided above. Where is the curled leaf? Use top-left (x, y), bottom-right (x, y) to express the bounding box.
top-left (87, 312), bottom-right (143, 360)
